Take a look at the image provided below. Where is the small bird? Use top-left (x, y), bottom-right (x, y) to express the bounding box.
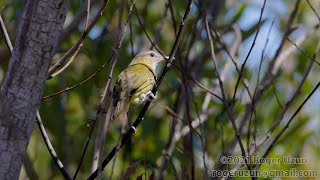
top-left (111, 50), bottom-right (169, 126)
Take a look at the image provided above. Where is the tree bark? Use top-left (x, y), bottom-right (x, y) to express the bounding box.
top-left (0, 0), bottom-right (69, 179)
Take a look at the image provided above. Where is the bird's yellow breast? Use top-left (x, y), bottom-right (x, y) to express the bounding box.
top-left (113, 63), bottom-right (156, 107)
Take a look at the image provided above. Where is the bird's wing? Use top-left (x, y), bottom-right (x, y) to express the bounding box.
top-left (112, 64), bottom-right (156, 105)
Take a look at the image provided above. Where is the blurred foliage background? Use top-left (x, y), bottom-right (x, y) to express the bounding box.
top-left (1, 0), bottom-right (320, 179)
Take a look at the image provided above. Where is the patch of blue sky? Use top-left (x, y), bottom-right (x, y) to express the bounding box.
top-left (88, 25), bottom-right (104, 40)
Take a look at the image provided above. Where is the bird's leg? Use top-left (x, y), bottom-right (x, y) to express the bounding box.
top-left (145, 90), bottom-right (157, 101)
top-left (127, 111), bottom-right (132, 127)
top-left (127, 111), bottom-right (136, 133)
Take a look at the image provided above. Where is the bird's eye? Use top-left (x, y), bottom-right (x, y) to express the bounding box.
top-left (150, 53), bottom-right (154, 57)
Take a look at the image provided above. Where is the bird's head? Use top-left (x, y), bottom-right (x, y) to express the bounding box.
top-left (129, 50), bottom-right (170, 75)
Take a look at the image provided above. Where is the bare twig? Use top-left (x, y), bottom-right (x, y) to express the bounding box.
top-left (47, 0), bottom-right (111, 78)
top-left (42, 58), bottom-right (111, 100)
top-left (88, 1), bottom-right (194, 179)
top-left (90, 0), bottom-right (125, 174)
top-left (306, 0), bottom-right (320, 22)
top-left (260, 81), bottom-right (320, 160)
top-left (224, 36), bottom-right (320, 179)
top-left (133, 5), bottom-right (222, 101)
top-left (174, 108), bottom-right (215, 142)
top-left (202, 1), bottom-right (252, 175)
top-left (286, 37), bottom-right (320, 66)
top-left (158, 88), bottom-right (186, 179)
top-left (232, 0), bottom-right (267, 103)
top-left (73, 1), bottom-right (136, 179)
top-left (0, 15), bottom-right (13, 52)
top-left (49, 0), bottom-right (92, 79)
top-left (215, 0), bottom-right (302, 171)
top-left (36, 112), bottom-right (72, 180)
top-left (248, 18), bottom-right (275, 159)
top-left (133, 4), bottom-right (164, 56)
top-left (260, 0), bottom-right (301, 87)
top-left (59, 0), bottom-right (98, 44)
top-left (252, 39), bottom-right (320, 156)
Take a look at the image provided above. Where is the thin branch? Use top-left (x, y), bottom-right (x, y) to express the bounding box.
top-left (286, 37), bottom-right (320, 66)
top-left (89, 0), bottom-right (125, 174)
top-left (232, 0), bottom-right (267, 103)
top-left (225, 38), bottom-right (320, 178)
top-left (73, 1), bottom-right (136, 179)
top-left (133, 4), bottom-right (164, 56)
top-left (215, 0), bottom-right (302, 171)
top-left (42, 58), bottom-right (111, 100)
top-left (0, 15), bottom-right (13, 52)
top-left (252, 39), bottom-right (320, 156)
top-left (260, 0), bottom-right (301, 87)
top-left (59, 0), bottom-right (98, 44)
top-left (50, 0), bottom-right (92, 79)
top-left (175, 108), bottom-right (215, 142)
top-left (36, 112), bottom-right (72, 180)
top-left (89, 102), bottom-right (112, 173)
top-left (260, 81), bottom-right (320, 160)
top-left (47, 0), bottom-right (111, 78)
top-left (248, 18), bottom-right (275, 159)
top-left (202, 0), bottom-right (252, 174)
top-left (87, 1), bottom-right (194, 179)
top-left (49, 44), bottom-right (82, 79)
top-left (306, 0), bottom-right (320, 22)
top-left (133, 6), bottom-right (222, 101)
top-left (158, 91), bottom-right (185, 179)
top-left (208, 23), bottom-right (254, 107)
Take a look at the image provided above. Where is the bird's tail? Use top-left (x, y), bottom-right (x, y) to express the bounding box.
top-left (111, 99), bottom-right (130, 123)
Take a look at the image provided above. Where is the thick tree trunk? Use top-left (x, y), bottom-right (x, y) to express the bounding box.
top-left (0, 0), bottom-right (69, 179)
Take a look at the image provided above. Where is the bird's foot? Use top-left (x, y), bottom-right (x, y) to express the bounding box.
top-left (145, 91), bottom-right (157, 101)
top-left (130, 126), bottom-right (137, 133)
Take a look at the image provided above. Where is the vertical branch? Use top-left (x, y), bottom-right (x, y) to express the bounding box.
top-left (231, 0), bottom-right (266, 103)
top-left (73, 1), bottom-right (136, 179)
top-left (89, 0), bottom-right (125, 174)
top-left (88, 1), bottom-right (194, 179)
top-left (202, 1), bottom-right (252, 174)
top-left (250, 19), bottom-right (275, 152)
top-left (158, 89), bottom-right (186, 179)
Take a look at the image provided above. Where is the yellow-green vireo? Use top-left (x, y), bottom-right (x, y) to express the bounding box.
top-left (112, 50), bottom-right (169, 125)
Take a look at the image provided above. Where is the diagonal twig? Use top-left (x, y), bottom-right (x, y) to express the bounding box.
top-left (47, 0), bottom-right (111, 79)
top-left (87, 0), bottom-right (194, 179)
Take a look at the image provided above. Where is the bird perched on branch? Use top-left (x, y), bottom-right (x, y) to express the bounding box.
top-left (111, 50), bottom-right (169, 127)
